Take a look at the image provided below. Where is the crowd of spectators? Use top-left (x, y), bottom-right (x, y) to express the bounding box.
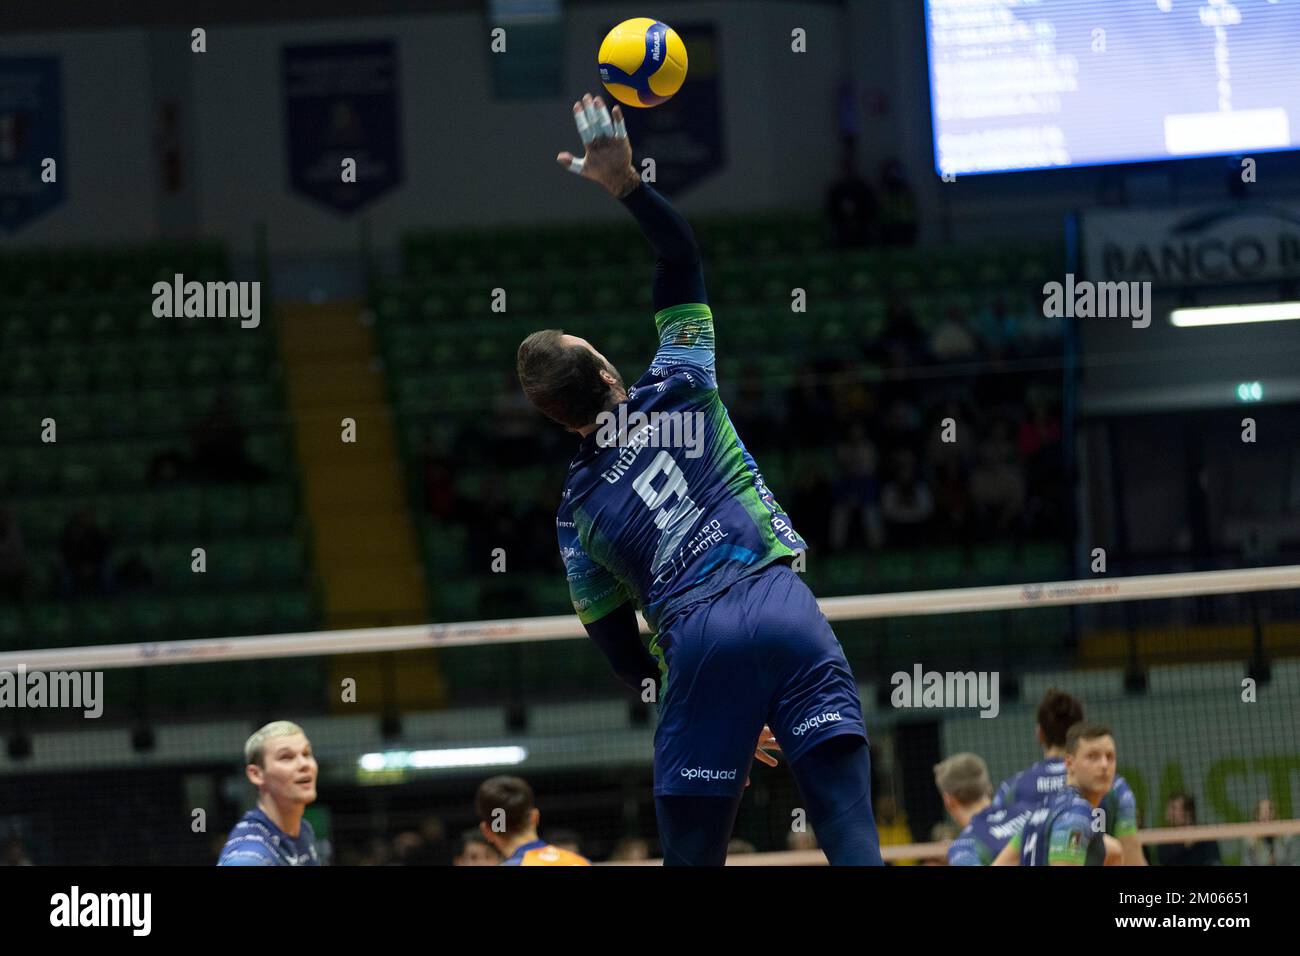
top-left (0, 394), bottom-right (272, 609)
top-left (419, 297), bottom-right (1066, 582)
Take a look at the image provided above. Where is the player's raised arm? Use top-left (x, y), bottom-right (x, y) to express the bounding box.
top-left (558, 92), bottom-right (707, 314)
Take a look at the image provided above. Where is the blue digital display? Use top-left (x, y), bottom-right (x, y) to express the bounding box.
top-left (924, 0), bottom-right (1300, 175)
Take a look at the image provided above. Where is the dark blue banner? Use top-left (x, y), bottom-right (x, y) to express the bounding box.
top-left (283, 41), bottom-right (403, 215)
top-left (619, 23), bottom-right (724, 198)
top-left (0, 57), bottom-right (65, 232)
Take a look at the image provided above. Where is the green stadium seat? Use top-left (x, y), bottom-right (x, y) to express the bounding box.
top-left (227, 592), bottom-right (275, 636)
top-left (127, 599), bottom-right (174, 638)
top-left (872, 551), bottom-right (917, 590)
top-left (27, 603), bottom-right (75, 646)
top-left (262, 537), bottom-right (305, 585)
top-left (248, 485), bottom-right (297, 533)
top-left (155, 488), bottom-right (205, 538)
top-left (211, 539), bottom-right (261, 588)
top-left (973, 544), bottom-right (1015, 580)
top-left (174, 597), bottom-right (227, 638)
top-left (151, 544), bottom-right (200, 591)
top-left (271, 592), bottom-right (316, 631)
top-left (0, 608), bottom-right (23, 648)
top-left (206, 490), bottom-right (252, 535)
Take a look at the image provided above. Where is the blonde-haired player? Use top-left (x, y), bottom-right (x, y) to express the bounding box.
top-left (217, 720), bottom-right (321, 866)
top-left (935, 753), bottom-right (1033, 865)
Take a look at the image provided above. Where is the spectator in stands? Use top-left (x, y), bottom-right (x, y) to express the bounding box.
top-left (880, 449), bottom-right (935, 543)
top-left (1241, 799), bottom-right (1297, 866)
top-left (1019, 398), bottom-right (1064, 534)
top-left (391, 830), bottom-right (427, 865)
top-left (1153, 793), bottom-right (1221, 865)
top-left (190, 392), bottom-right (268, 483)
top-left (787, 463), bottom-right (832, 551)
top-left (0, 837), bottom-right (33, 866)
top-left (828, 359), bottom-right (873, 428)
top-left (147, 448), bottom-right (188, 485)
top-left (932, 458), bottom-right (974, 546)
top-left (454, 829), bottom-right (502, 866)
top-left (59, 510), bottom-right (111, 597)
top-left (825, 141), bottom-right (878, 249)
top-left (878, 159), bottom-right (918, 246)
top-left (925, 822), bottom-right (960, 865)
top-left (1018, 398), bottom-right (1062, 461)
top-left (787, 829), bottom-right (819, 852)
top-left (0, 507), bottom-right (29, 601)
top-left (729, 361), bottom-right (777, 451)
top-left (828, 425), bottom-right (884, 551)
top-left (422, 448), bottom-right (458, 520)
top-left (874, 793), bottom-right (916, 865)
top-left (973, 293), bottom-right (1018, 358)
top-left (491, 371), bottom-right (544, 463)
top-left (609, 836), bottom-right (651, 862)
top-left (786, 360), bottom-right (838, 447)
top-left (970, 422), bottom-right (1026, 535)
top-left (928, 307), bottom-right (979, 363)
top-left (876, 301), bottom-right (929, 373)
top-left (547, 828), bottom-right (584, 857)
top-left (112, 552), bottom-right (154, 594)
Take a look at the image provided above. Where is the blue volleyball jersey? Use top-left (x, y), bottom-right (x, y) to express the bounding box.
top-left (217, 807), bottom-right (320, 866)
top-left (991, 757), bottom-right (1068, 807)
top-left (947, 803), bottom-right (1035, 866)
top-left (993, 760), bottom-right (1138, 838)
top-left (1010, 786), bottom-right (1098, 866)
top-left (557, 303), bottom-right (805, 638)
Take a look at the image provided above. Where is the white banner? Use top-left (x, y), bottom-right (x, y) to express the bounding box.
top-left (1081, 203), bottom-right (1300, 287)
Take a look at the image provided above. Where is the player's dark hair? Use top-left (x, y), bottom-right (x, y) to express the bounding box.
top-left (1065, 722), bottom-right (1112, 755)
top-left (1167, 792), bottom-right (1196, 818)
top-left (517, 328), bottom-right (616, 429)
top-left (475, 775), bottom-right (536, 836)
top-left (1037, 688), bottom-right (1084, 747)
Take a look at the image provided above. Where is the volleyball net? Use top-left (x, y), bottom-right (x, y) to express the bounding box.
top-left (0, 564), bottom-right (1298, 865)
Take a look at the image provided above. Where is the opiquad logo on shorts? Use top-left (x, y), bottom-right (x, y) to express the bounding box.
top-left (791, 711), bottom-right (842, 736)
top-left (680, 767), bottom-right (737, 781)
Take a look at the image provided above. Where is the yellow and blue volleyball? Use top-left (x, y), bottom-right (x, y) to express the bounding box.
top-left (598, 18), bottom-right (688, 108)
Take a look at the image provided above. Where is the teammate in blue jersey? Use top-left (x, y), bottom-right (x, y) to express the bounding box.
top-left (992, 689), bottom-right (1145, 865)
top-left (218, 720), bottom-right (321, 866)
top-left (934, 752), bottom-right (1033, 865)
top-left (993, 723), bottom-right (1124, 866)
top-left (514, 93), bottom-right (881, 865)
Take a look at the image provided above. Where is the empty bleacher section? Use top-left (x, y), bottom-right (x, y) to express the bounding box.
top-left (374, 212), bottom-right (1071, 698)
top-left (0, 244), bottom-right (322, 710)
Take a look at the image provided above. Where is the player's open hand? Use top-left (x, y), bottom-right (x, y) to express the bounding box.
top-left (745, 725), bottom-right (782, 788)
top-left (557, 93), bottom-right (640, 199)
